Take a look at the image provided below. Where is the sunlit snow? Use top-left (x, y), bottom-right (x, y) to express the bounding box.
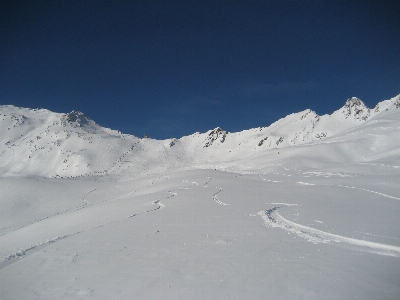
top-left (1, 95), bottom-right (399, 299)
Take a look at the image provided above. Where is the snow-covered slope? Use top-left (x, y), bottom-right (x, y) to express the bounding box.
top-left (0, 107), bottom-right (137, 177)
top-left (0, 95), bottom-right (399, 178)
top-left (186, 95), bottom-right (399, 151)
top-left (1, 95), bottom-right (400, 300)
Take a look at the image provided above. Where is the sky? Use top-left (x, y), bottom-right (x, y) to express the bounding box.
top-left (1, 0), bottom-right (399, 139)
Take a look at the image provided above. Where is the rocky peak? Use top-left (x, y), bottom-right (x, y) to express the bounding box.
top-left (339, 97), bottom-right (370, 121)
top-left (203, 127), bottom-right (227, 148)
top-left (345, 97), bottom-right (364, 107)
top-left (61, 111), bottom-right (91, 128)
top-left (394, 97), bottom-right (400, 108)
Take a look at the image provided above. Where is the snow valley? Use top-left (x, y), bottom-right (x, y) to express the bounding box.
top-left (1, 95), bottom-right (400, 299)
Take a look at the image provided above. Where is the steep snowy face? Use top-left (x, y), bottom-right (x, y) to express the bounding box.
top-left (262, 109), bottom-right (321, 147)
top-left (334, 97), bottom-right (370, 123)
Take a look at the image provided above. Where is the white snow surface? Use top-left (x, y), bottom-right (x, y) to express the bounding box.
top-left (1, 95), bottom-right (400, 299)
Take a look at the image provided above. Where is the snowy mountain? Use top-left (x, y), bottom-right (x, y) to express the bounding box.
top-left (194, 95), bottom-right (398, 151)
top-left (1, 95), bottom-right (399, 178)
top-left (1, 94), bottom-right (400, 299)
top-left (0, 106), bottom-right (140, 177)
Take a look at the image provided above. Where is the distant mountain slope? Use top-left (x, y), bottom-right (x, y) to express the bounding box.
top-left (1, 95), bottom-right (399, 178)
top-left (0, 107), bottom-right (139, 177)
top-left (185, 95), bottom-right (399, 150)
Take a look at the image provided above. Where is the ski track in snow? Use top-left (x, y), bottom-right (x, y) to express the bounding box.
top-left (256, 171), bottom-right (400, 256)
top-left (212, 188), bottom-right (230, 206)
top-left (0, 175), bottom-right (172, 237)
top-left (306, 183), bottom-right (400, 201)
top-left (0, 188), bottom-right (98, 238)
top-left (203, 176), bottom-right (213, 187)
top-left (334, 184), bottom-right (400, 201)
top-left (144, 191), bottom-right (176, 213)
top-left (296, 182), bottom-right (315, 185)
top-left (258, 174), bottom-right (282, 183)
top-left (202, 177), bottom-right (230, 205)
top-left (358, 162), bottom-right (400, 169)
top-left (259, 205), bottom-right (400, 257)
top-left (0, 231), bottom-right (86, 270)
top-left (0, 177), bottom-right (208, 268)
top-left (79, 188), bottom-right (97, 208)
top-left (257, 171), bottom-right (400, 201)
top-left (354, 231), bottom-right (400, 241)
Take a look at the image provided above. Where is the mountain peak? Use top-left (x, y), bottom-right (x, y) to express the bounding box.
top-left (1, 94), bottom-right (399, 177)
top-left (344, 97), bottom-right (365, 107)
top-left (61, 111), bottom-right (92, 128)
top-left (338, 97), bottom-right (370, 121)
top-left (203, 127), bottom-right (227, 148)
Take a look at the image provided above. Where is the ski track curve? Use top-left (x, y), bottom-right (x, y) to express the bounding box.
top-left (212, 188), bottom-right (230, 206)
top-left (0, 176), bottom-right (207, 268)
top-left (257, 173), bottom-right (282, 183)
top-left (259, 205), bottom-right (400, 257)
top-left (201, 176), bottom-right (230, 205)
top-left (0, 174), bottom-right (171, 238)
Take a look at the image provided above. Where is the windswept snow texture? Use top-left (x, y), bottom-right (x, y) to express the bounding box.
top-left (1, 95), bottom-right (400, 299)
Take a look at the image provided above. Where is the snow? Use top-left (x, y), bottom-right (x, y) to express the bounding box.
top-left (1, 95), bottom-right (400, 299)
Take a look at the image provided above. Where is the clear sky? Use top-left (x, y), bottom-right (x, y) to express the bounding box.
top-left (1, 1), bottom-right (399, 139)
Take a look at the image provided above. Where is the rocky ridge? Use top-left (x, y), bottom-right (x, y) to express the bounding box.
top-left (0, 94), bottom-right (399, 178)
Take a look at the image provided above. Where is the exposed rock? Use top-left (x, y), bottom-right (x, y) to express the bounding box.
top-left (258, 137), bottom-right (268, 146)
top-left (203, 127), bottom-right (227, 148)
top-left (339, 97), bottom-right (370, 121)
top-left (61, 111), bottom-right (90, 128)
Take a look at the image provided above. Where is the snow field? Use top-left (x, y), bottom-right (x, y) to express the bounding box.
top-left (1, 166), bottom-right (399, 299)
top-left (1, 95), bottom-right (400, 299)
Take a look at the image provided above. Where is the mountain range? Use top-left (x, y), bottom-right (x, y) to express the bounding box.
top-left (1, 94), bottom-right (400, 299)
top-left (1, 94), bottom-right (399, 178)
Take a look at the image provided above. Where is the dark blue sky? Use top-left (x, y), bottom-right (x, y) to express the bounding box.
top-left (1, 1), bottom-right (399, 139)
